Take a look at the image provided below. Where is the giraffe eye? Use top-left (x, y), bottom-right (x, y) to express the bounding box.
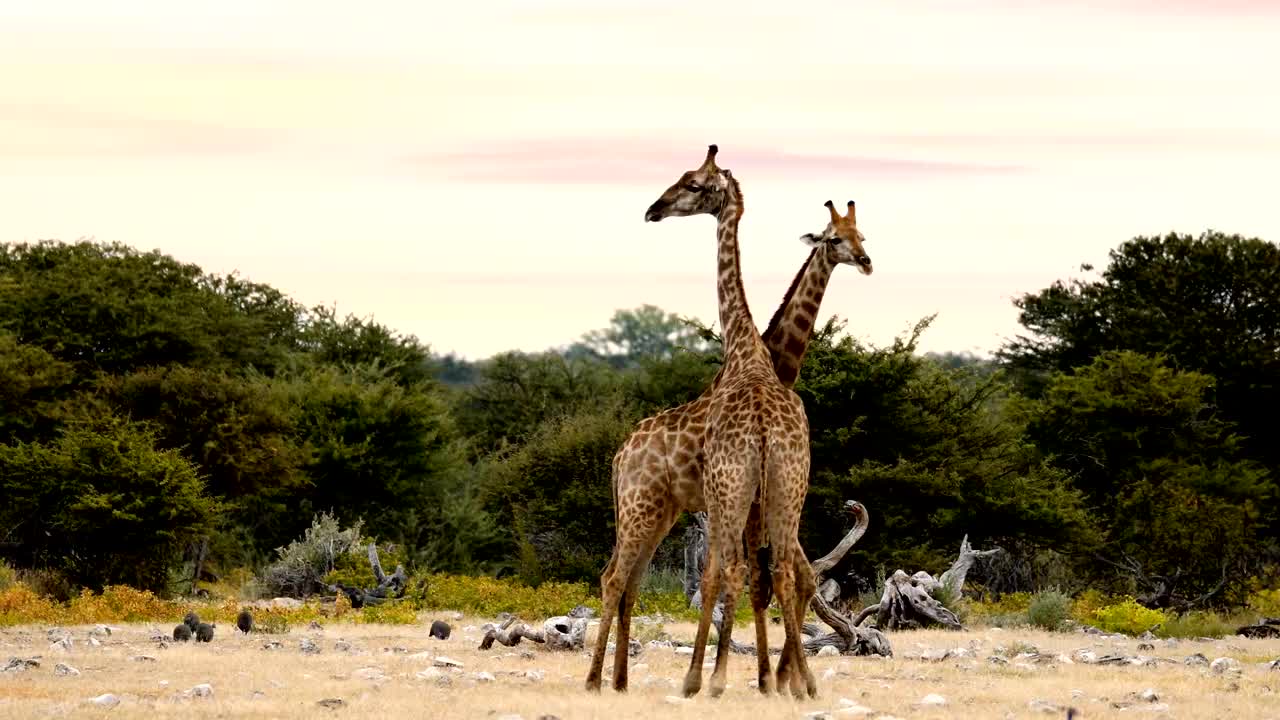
top-left (684, 184), bottom-right (703, 193)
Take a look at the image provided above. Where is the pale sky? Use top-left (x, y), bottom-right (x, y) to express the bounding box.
top-left (3, 1), bottom-right (1278, 359)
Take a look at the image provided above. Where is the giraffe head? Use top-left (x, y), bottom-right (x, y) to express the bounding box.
top-left (800, 200), bottom-right (873, 275)
top-left (643, 144), bottom-right (733, 222)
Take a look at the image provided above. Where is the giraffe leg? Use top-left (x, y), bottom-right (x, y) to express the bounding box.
top-left (612, 509), bottom-right (677, 692)
top-left (682, 519), bottom-right (724, 698)
top-left (771, 555), bottom-right (800, 697)
top-left (792, 551), bottom-right (819, 699)
top-left (709, 520), bottom-right (748, 698)
top-left (745, 504), bottom-right (774, 694)
top-left (586, 544), bottom-right (626, 692)
top-left (587, 496), bottom-right (653, 694)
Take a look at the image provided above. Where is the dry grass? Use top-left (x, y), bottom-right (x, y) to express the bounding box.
top-left (1, 616), bottom-right (1277, 719)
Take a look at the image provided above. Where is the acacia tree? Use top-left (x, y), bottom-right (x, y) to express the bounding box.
top-left (1021, 351), bottom-right (1274, 606)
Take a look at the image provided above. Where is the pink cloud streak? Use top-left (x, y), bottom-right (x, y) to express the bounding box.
top-left (409, 139), bottom-right (1026, 185)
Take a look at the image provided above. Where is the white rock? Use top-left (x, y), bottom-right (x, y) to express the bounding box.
top-left (665, 695), bottom-right (690, 705)
top-left (299, 638), bottom-right (320, 654)
top-left (834, 702), bottom-right (873, 716)
top-left (675, 646), bottom-right (694, 655)
top-left (54, 663), bottom-right (80, 676)
top-left (88, 694), bottom-right (120, 708)
top-left (1210, 657), bottom-right (1241, 674)
top-left (88, 637), bottom-right (101, 647)
top-left (433, 656), bottom-right (464, 668)
top-left (1139, 688), bottom-right (1160, 702)
top-left (270, 597), bottom-right (302, 609)
top-left (1028, 699), bottom-right (1061, 714)
top-left (921, 649), bottom-right (949, 662)
top-left (353, 667), bottom-right (385, 681)
top-left (474, 671), bottom-right (496, 683)
top-left (186, 683), bottom-right (213, 698)
top-left (919, 693), bottom-right (947, 706)
top-left (1056, 654), bottom-right (1075, 664)
top-left (817, 645), bottom-right (840, 657)
top-left (415, 668), bottom-right (451, 686)
top-left (523, 669), bottom-right (544, 681)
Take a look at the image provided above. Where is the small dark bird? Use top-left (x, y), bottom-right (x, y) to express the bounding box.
top-left (195, 622), bottom-right (215, 642)
top-left (173, 624), bottom-right (192, 642)
top-left (236, 609), bottom-right (254, 634)
top-left (183, 610), bottom-right (200, 632)
top-left (429, 620), bottom-right (451, 640)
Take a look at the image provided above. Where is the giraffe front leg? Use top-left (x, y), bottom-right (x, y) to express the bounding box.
top-left (682, 546), bottom-right (722, 698)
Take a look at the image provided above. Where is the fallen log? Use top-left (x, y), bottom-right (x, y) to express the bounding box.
top-left (1236, 617), bottom-right (1280, 639)
top-left (327, 543), bottom-right (408, 608)
top-left (479, 614), bottom-right (588, 651)
top-left (852, 535), bottom-right (1002, 632)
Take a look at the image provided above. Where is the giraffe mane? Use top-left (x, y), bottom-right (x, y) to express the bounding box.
top-left (762, 246), bottom-right (820, 344)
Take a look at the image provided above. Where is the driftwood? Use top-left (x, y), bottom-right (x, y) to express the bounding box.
top-left (685, 500), bottom-right (892, 657)
top-left (1095, 554), bottom-right (1230, 612)
top-left (327, 543), bottom-right (408, 608)
top-left (1236, 617), bottom-right (1280, 639)
top-left (852, 535), bottom-right (1002, 632)
top-left (479, 614), bottom-right (588, 651)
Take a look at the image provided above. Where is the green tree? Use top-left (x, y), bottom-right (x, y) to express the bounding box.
top-left (92, 366), bottom-right (311, 555)
top-left (453, 351), bottom-right (622, 453)
top-left (0, 415), bottom-right (217, 592)
top-left (570, 304), bottom-right (715, 368)
top-left (0, 240), bottom-right (304, 377)
top-left (1000, 231), bottom-right (1280, 470)
top-left (298, 305), bottom-right (434, 387)
top-left (0, 334), bottom-right (76, 444)
top-left (795, 317), bottom-right (1097, 578)
top-left (286, 363), bottom-right (482, 568)
top-left (1021, 351), bottom-right (1274, 605)
top-left (479, 395), bottom-right (635, 583)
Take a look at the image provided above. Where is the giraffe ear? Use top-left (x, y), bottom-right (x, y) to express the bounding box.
top-left (799, 233), bottom-right (823, 247)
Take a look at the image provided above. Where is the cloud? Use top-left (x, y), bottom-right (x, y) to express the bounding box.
top-left (407, 138), bottom-right (1026, 185)
top-left (0, 102), bottom-right (284, 159)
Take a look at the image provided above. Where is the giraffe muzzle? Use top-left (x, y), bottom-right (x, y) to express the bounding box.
top-left (644, 201), bottom-right (667, 222)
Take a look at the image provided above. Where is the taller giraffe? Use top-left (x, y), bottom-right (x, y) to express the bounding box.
top-left (648, 145), bottom-right (817, 699)
top-left (585, 202), bottom-right (872, 694)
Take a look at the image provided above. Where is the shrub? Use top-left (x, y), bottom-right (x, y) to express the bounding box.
top-left (356, 602), bottom-right (419, 625)
top-left (1091, 597), bottom-right (1169, 635)
top-left (1156, 610), bottom-right (1236, 639)
top-left (0, 416), bottom-right (217, 592)
top-left (259, 512), bottom-right (364, 597)
top-left (0, 584), bottom-right (61, 625)
top-left (65, 586), bottom-right (174, 623)
top-left (0, 560), bottom-right (16, 591)
top-left (1070, 588), bottom-right (1113, 624)
top-left (1247, 587), bottom-right (1280, 617)
top-left (1027, 589), bottom-right (1071, 631)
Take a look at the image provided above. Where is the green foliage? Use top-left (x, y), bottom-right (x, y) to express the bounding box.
top-left (422, 573), bottom-right (602, 618)
top-left (569, 304), bottom-right (717, 369)
top-left (0, 240), bottom-right (303, 376)
top-left (481, 397), bottom-right (636, 583)
top-left (1027, 589), bottom-right (1071, 631)
top-left (0, 415), bottom-right (217, 592)
top-left (0, 334), bottom-right (76, 444)
top-left (796, 317), bottom-right (1097, 575)
top-left (1248, 587), bottom-right (1280, 616)
top-left (1003, 230), bottom-right (1280, 580)
top-left (1156, 610), bottom-right (1237, 639)
top-left (259, 513), bottom-right (365, 597)
top-left (1022, 351), bottom-right (1274, 601)
top-left (1090, 597), bottom-right (1169, 635)
top-left (0, 560), bottom-right (16, 591)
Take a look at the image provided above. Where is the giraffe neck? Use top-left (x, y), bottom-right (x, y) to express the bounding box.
top-left (714, 175), bottom-right (770, 376)
top-left (760, 244), bottom-right (836, 387)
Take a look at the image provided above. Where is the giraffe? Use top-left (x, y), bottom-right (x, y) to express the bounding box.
top-left (584, 191), bottom-right (872, 696)
top-left (647, 144), bottom-right (823, 699)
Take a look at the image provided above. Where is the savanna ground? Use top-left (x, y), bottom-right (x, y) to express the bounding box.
top-left (2, 616), bottom-right (1278, 720)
